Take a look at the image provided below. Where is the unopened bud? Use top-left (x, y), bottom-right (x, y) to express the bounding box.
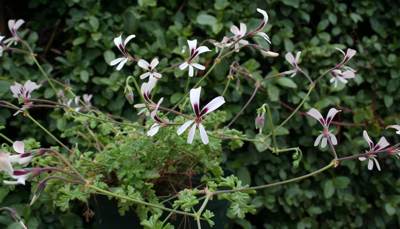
top-left (255, 113), bottom-right (265, 131)
top-left (125, 87), bottom-right (134, 104)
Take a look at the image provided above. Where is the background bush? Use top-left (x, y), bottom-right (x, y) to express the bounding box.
top-left (1, 0), bottom-right (400, 228)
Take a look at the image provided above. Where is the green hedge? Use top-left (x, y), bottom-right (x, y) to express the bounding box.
top-left (1, 0), bottom-right (400, 228)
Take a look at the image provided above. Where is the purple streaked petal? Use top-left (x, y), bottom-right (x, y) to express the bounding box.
top-left (306, 108), bottom-right (324, 126)
top-left (375, 136), bottom-right (390, 151)
top-left (325, 108), bottom-right (341, 126)
top-left (201, 96), bottom-right (225, 116)
top-left (190, 87), bottom-right (201, 115)
top-left (187, 40), bottom-right (197, 53)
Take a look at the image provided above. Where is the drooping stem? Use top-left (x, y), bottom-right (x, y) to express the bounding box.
top-left (88, 184), bottom-right (197, 218)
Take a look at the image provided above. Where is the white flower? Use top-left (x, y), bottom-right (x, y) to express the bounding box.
top-left (358, 155), bottom-right (381, 171)
top-left (10, 80), bottom-right (40, 101)
top-left (336, 48), bottom-right (356, 66)
top-left (230, 23), bottom-right (249, 50)
top-left (179, 40), bottom-right (210, 77)
top-left (358, 130), bottom-right (390, 171)
top-left (387, 125), bottom-right (400, 135)
top-left (138, 58), bottom-right (162, 83)
top-left (177, 87), bottom-right (225, 144)
top-left (254, 8), bottom-right (271, 44)
top-left (3, 169), bottom-right (31, 185)
top-left (329, 69), bottom-right (355, 87)
top-left (83, 94), bottom-right (93, 107)
top-left (147, 98), bottom-right (168, 137)
top-left (4, 19), bottom-right (24, 45)
top-left (9, 141), bottom-right (33, 165)
top-left (307, 108), bottom-right (341, 148)
top-left (110, 34), bottom-right (135, 71)
top-left (282, 52), bottom-right (302, 77)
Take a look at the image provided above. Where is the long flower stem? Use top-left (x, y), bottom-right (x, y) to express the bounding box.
top-left (212, 160), bottom-right (335, 195)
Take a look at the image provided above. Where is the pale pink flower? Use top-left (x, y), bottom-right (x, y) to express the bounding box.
top-left (110, 34), bottom-right (135, 70)
top-left (138, 58), bottom-right (162, 83)
top-left (147, 98), bottom-right (168, 137)
top-left (10, 80), bottom-right (40, 102)
top-left (10, 141), bottom-right (33, 165)
top-left (330, 69), bottom-right (355, 87)
top-left (4, 19), bottom-right (24, 45)
top-left (177, 87), bottom-right (225, 144)
top-left (3, 169), bottom-right (32, 185)
top-left (230, 23), bottom-right (249, 50)
top-left (282, 52), bottom-right (302, 77)
top-left (307, 108), bottom-right (341, 148)
top-left (179, 40), bottom-right (210, 77)
top-left (0, 152), bottom-right (13, 176)
top-left (358, 130), bottom-right (390, 171)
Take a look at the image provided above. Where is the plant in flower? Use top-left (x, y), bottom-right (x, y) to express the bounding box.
top-left (1, 7), bottom-right (400, 229)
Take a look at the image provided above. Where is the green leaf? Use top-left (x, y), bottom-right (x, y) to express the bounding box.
top-left (267, 84), bottom-right (280, 102)
top-left (138, 0), bottom-right (157, 7)
top-left (214, 0), bottom-right (229, 10)
top-left (384, 203), bottom-right (396, 215)
top-left (323, 180), bottom-right (335, 198)
top-left (384, 95), bottom-right (393, 108)
top-left (276, 77), bottom-right (297, 89)
top-left (334, 176), bottom-right (350, 189)
top-left (196, 13), bottom-right (222, 33)
top-left (282, 0), bottom-right (299, 8)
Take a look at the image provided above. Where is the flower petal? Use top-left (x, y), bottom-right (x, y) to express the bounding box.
top-left (113, 35), bottom-right (123, 48)
top-left (192, 63), bottom-right (205, 70)
top-left (147, 123), bottom-right (160, 137)
top-left (188, 65), bottom-right (194, 77)
top-left (367, 158), bottom-right (374, 170)
top-left (230, 25), bottom-right (240, 35)
top-left (139, 72), bottom-right (150, 79)
top-left (138, 59), bottom-right (150, 70)
top-left (314, 134), bottom-right (323, 147)
top-left (321, 137), bottom-right (328, 148)
top-left (13, 141), bottom-right (24, 154)
top-left (116, 58), bottom-right (128, 71)
top-left (124, 34), bottom-right (136, 46)
top-left (372, 157), bottom-right (381, 171)
top-left (188, 39), bottom-right (197, 52)
top-left (150, 58), bottom-right (159, 69)
top-left (325, 108), bottom-right (341, 126)
top-left (177, 120), bottom-right (194, 135)
top-left (196, 46), bottom-right (211, 55)
top-left (285, 52), bottom-right (295, 66)
top-left (375, 137), bottom-right (390, 151)
top-left (0, 153), bottom-right (13, 175)
top-left (110, 57), bottom-right (124, 66)
top-left (363, 130), bottom-right (374, 149)
top-left (387, 125), bottom-right (400, 135)
top-left (187, 124), bottom-right (197, 144)
top-left (306, 108), bottom-right (324, 126)
top-left (179, 62), bottom-right (188, 70)
top-left (190, 87), bottom-right (202, 116)
top-left (14, 19), bottom-right (25, 31)
top-left (201, 96), bottom-right (225, 116)
top-left (198, 123), bottom-right (209, 144)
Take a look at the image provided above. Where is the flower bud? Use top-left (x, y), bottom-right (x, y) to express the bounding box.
top-left (255, 113), bottom-right (265, 131)
top-left (124, 86), bottom-right (134, 104)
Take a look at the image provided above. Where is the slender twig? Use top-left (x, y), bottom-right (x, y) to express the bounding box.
top-left (226, 81), bottom-right (260, 128)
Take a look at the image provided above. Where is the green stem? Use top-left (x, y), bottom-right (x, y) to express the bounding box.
top-left (0, 133), bottom-right (13, 144)
top-left (212, 160), bottom-right (335, 195)
top-left (26, 113), bottom-right (71, 153)
top-left (265, 83), bottom-right (315, 138)
top-left (21, 40), bottom-right (57, 93)
top-left (88, 185), bottom-right (197, 218)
